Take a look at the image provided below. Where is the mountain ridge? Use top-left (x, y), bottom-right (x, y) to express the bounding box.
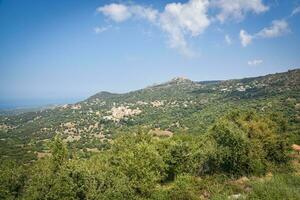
top-left (0, 68), bottom-right (299, 162)
top-left (87, 68), bottom-right (299, 103)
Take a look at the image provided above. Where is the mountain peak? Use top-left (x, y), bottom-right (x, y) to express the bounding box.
top-left (145, 76), bottom-right (194, 90)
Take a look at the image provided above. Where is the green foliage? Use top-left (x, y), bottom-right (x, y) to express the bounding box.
top-left (248, 174), bottom-right (300, 200)
top-left (209, 119), bottom-right (254, 175)
top-left (29, 161), bottom-right (91, 199)
top-left (50, 136), bottom-right (68, 170)
top-left (0, 161), bottom-right (27, 200)
top-left (109, 133), bottom-right (166, 196)
top-left (207, 110), bottom-right (290, 176)
top-left (0, 109), bottom-right (297, 199)
top-left (167, 175), bottom-right (201, 200)
top-left (157, 134), bottom-right (216, 180)
top-left (1, 69), bottom-right (299, 163)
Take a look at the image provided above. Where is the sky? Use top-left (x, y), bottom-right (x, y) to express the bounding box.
top-left (0, 0), bottom-right (299, 108)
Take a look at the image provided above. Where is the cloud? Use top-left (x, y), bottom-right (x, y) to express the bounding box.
top-left (97, 3), bottom-right (131, 22)
top-left (211, 0), bottom-right (269, 23)
top-left (130, 5), bottom-right (159, 22)
top-left (291, 6), bottom-right (300, 16)
top-left (240, 30), bottom-right (253, 47)
top-left (96, 1), bottom-right (275, 55)
top-left (248, 59), bottom-right (263, 66)
top-left (97, 4), bottom-right (158, 23)
top-left (256, 19), bottom-right (289, 38)
top-left (225, 34), bottom-right (232, 45)
top-left (94, 26), bottom-right (111, 34)
top-left (97, 0), bottom-right (210, 56)
top-left (240, 19), bottom-right (289, 47)
top-left (159, 0), bottom-right (210, 56)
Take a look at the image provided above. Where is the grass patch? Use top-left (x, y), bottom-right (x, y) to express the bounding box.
top-left (247, 174), bottom-right (300, 200)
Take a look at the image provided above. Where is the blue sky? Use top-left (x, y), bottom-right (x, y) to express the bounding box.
top-left (0, 0), bottom-right (299, 107)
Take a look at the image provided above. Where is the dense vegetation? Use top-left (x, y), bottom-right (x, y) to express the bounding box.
top-left (0, 69), bottom-right (299, 199)
top-left (1, 110), bottom-right (299, 199)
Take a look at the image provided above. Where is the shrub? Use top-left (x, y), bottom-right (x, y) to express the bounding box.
top-left (156, 134), bottom-right (217, 181)
top-left (108, 133), bottom-right (166, 197)
top-left (209, 120), bottom-right (255, 175)
top-left (168, 175), bottom-right (201, 200)
top-left (0, 160), bottom-right (27, 200)
top-left (208, 110), bottom-right (290, 176)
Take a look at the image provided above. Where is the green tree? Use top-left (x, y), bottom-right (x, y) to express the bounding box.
top-left (50, 135), bottom-right (68, 170)
top-left (0, 160), bottom-right (27, 200)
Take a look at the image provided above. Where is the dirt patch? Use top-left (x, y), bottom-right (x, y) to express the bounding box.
top-left (36, 152), bottom-right (51, 159)
top-left (149, 129), bottom-right (173, 137)
top-left (64, 135), bottom-right (81, 142)
top-left (86, 148), bottom-right (100, 153)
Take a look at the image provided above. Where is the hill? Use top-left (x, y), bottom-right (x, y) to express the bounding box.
top-left (0, 69), bottom-right (299, 162)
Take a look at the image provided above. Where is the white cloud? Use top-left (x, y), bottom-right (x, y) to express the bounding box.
top-left (159, 0), bottom-right (210, 56)
top-left (240, 30), bottom-right (253, 47)
top-left (130, 5), bottom-right (159, 22)
top-left (240, 19), bottom-right (289, 47)
top-left (256, 19), bottom-right (289, 38)
top-left (291, 6), bottom-right (300, 16)
top-left (97, 1), bottom-right (280, 55)
top-left (97, 3), bottom-right (131, 22)
top-left (97, 0), bottom-right (210, 56)
top-left (212, 0), bottom-right (269, 23)
top-left (225, 34), bottom-right (232, 45)
top-left (94, 26), bottom-right (111, 34)
top-left (97, 4), bottom-right (158, 23)
top-left (248, 59), bottom-right (263, 66)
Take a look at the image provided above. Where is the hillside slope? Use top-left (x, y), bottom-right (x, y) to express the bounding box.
top-left (0, 69), bottom-right (299, 162)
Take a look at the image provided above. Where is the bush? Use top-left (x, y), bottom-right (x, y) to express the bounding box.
top-left (168, 175), bottom-right (201, 200)
top-left (209, 120), bottom-right (256, 175)
top-left (0, 110), bottom-right (293, 199)
top-left (156, 134), bottom-right (217, 181)
top-left (207, 110), bottom-right (289, 176)
top-left (108, 133), bottom-right (166, 197)
top-left (0, 160), bottom-right (27, 200)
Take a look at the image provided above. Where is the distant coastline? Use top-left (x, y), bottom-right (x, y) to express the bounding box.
top-left (0, 98), bottom-right (83, 110)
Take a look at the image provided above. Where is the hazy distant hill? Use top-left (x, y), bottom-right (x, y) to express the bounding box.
top-left (0, 69), bottom-right (299, 162)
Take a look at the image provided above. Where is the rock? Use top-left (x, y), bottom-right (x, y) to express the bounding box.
top-left (228, 193), bottom-right (245, 199)
top-left (236, 176), bottom-right (249, 184)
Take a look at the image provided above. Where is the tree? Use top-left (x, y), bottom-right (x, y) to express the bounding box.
top-left (50, 135), bottom-right (68, 170)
